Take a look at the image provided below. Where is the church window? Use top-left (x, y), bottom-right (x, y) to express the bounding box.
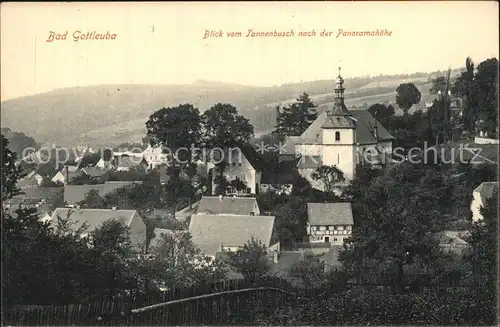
top-left (337, 153), bottom-right (340, 164)
top-left (335, 131), bottom-right (340, 141)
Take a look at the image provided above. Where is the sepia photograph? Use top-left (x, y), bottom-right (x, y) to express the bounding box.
top-left (1, 1), bottom-right (499, 326)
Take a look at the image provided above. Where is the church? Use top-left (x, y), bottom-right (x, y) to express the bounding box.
top-left (280, 68), bottom-right (395, 191)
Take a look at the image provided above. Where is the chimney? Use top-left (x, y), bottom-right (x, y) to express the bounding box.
top-left (273, 251), bottom-right (278, 263)
top-left (218, 195), bottom-right (223, 201)
top-left (373, 123), bottom-right (378, 140)
top-left (112, 206), bottom-right (117, 210)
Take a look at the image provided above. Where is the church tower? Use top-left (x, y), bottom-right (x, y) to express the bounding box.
top-left (321, 67), bottom-right (357, 180)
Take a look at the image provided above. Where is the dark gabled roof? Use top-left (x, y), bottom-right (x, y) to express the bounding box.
top-left (260, 166), bottom-right (297, 184)
top-left (307, 202), bottom-right (353, 225)
top-left (112, 155), bottom-right (147, 169)
top-left (295, 110), bottom-right (395, 146)
top-left (321, 115), bottom-right (357, 129)
top-left (196, 196), bottom-right (259, 215)
top-left (81, 167), bottom-right (109, 178)
top-left (64, 181), bottom-right (140, 204)
top-left (296, 155), bottom-right (322, 169)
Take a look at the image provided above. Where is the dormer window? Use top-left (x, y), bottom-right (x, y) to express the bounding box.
top-left (335, 131), bottom-right (340, 141)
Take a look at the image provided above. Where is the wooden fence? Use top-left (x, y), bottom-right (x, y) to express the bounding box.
top-left (2, 274), bottom-right (488, 326)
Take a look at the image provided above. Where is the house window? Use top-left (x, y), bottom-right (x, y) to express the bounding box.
top-left (334, 238), bottom-right (338, 242)
top-left (319, 226), bottom-right (326, 231)
top-left (335, 131), bottom-right (340, 141)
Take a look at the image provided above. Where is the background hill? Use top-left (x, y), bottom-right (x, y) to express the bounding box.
top-left (1, 70), bottom-right (460, 147)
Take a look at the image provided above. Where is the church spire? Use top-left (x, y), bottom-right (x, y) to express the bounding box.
top-left (329, 66), bottom-right (350, 116)
top-left (322, 66), bottom-right (356, 128)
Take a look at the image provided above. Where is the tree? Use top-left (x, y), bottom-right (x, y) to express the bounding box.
top-left (396, 83), bottom-right (422, 121)
top-left (473, 58), bottom-right (498, 135)
top-left (339, 163), bottom-right (449, 292)
top-left (201, 103), bottom-right (254, 189)
top-left (367, 103), bottom-right (395, 121)
top-left (429, 76), bottom-right (448, 95)
top-left (147, 231), bottom-right (226, 289)
top-left (428, 97), bottom-right (452, 144)
top-left (311, 165), bottom-right (346, 194)
top-left (230, 178), bottom-right (248, 194)
top-left (79, 189), bottom-right (107, 208)
top-left (90, 219), bottom-right (137, 299)
top-left (226, 237), bottom-right (271, 283)
top-left (275, 92), bottom-right (318, 136)
top-left (145, 104), bottom-right (202, 166)
top-left (1, 134), bottom-right (23, 203)
top-left (274, 196), bottom-right (308, 247)
top-left (0, 127), bottom-right (39, 157)
top-left (289, 253), bottom-right (328, 287)
top-left (452, 57), bottom-right (476, 133)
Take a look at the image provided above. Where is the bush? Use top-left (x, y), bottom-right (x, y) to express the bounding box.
top-left (252, 288), bottom-right (497, 325)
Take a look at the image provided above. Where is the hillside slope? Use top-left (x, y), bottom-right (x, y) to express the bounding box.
top-left (1, 71), bottom-right (457, 146)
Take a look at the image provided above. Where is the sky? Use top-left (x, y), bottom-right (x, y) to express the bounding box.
top-left (1, 1), bottom-right (498, 101)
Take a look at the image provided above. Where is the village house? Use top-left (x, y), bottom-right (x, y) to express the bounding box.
top-left (112, 154), bottom-right (149, 172)
top-left (142, 144), bottom-right (168, 170)
top-left (306, 202), bottom-right (354, 245)
top-left (63, 181), bottom-right (141, 206)
top-left (50, 208), bottom-right (147, 253)
top-left (80, 167), bottom-right (110, 180)
top-left (16, 176), bottom-right (40, 189)
top-left (259, 167), bottom-right (296, 195)
top-left (470, 181), bottom-right (498, 222)
top-left (25, 170), bottom-right (44, 186)
top-left (280, 68), bottom-right (394, 191)
top-left (196, 195), bottom-right (260, 216)
top-left (188, 214), bottom-right (279, 261)
top-left (51, 165), bottom-right (83, 185)
top-left (208, 145), bottom-right (263, 195)
top-left (95, 157), bottom-right (115, 170)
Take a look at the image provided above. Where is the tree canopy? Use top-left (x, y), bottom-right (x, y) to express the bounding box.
top-left (275, 92), bottom-right (318, 137)
top-left (395, 83), bottom-right (422, 121)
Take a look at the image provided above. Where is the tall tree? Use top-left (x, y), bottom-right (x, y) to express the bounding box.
top-left (451, 57), bottom-right (476, 133)
top-left (147, 230), bottom-right (226, 289)
top-left (339, 163), bottom-right (449, 292)
top-left (275, 92), bottom-right (318, 136)
top-left (311, 165), bottom-right (346, 195)
top-left (274, 196), bottom-right (308, 247)
top-left (473, 58), bottom-right (498, 135)
top-left (367, 103), bottom-right (395, 121)
top-left (289, 253), bottom-right (329, 288)
top-left (226, 237), bottom-right (271, 283)
top-left (201, 103), bottom-right (254, 186)
top-left (1, 134), bottom-right (23, 203)
top-left (145, 104), bottom-right (202, 165)
top-left (396, 83), bottom-right (422, 122)
top-left (0, 128), bottom-right (39, 158)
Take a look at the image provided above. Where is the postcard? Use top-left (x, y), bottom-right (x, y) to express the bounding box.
top-left (1, 2), bottom-right (499, 326)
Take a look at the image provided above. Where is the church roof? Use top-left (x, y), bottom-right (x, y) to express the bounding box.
top-left (296, 110), bottom-right (395, 145)
top-left (322, 114), bottom-right (357, 129)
